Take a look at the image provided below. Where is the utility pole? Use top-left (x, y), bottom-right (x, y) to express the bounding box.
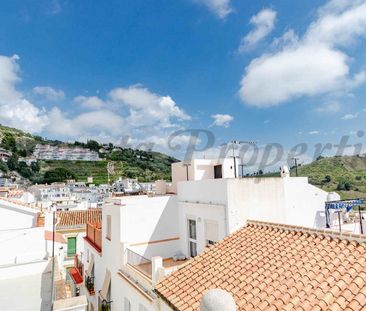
top-left (231, 142), bottom-right (238, 178)
top-left (50, 211), bottom-right (55, 305)
top-left (239, 164), bottom-right (246, 178)
top-left (292, 157), bottom-right (299, 177)
top-left (229, 140), bottom-right (257, 178)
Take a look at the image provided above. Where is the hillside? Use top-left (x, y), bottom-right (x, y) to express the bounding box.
top-left (0, 124), bottom-right (178, 184)
top-left (294, 156), bottom-right (366, 200)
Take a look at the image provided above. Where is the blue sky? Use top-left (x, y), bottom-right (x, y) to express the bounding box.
top-left (0, 0), bottom-right (366, 164)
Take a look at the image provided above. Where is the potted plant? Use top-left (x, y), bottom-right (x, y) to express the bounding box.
top-left (85, 276), bottom-right (95, 294)
top-left (98, 300), bottom-right (109, 311)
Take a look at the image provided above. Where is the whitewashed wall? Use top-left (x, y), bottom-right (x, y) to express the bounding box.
top-left (0, 201), bottom-right (39, 229)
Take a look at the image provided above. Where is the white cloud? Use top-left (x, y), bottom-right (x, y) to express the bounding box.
top-left (108, 85), bottom-right (190, 128)
top-left (74, 96), bottom-right (105, 109)
top-left (47, 107), bottom-right (125, 138)
top-left (210, 114), bottom-right (233, 127)
top-left (196, 0), bottom-right (232, 19)
top-left (239, 8), bottom-right (277, 52)
top-left (33, 86), bottom-right (65, 101)
top-left (341, 113), bottom-right (359, 120)
top-left (316, 101), bottom-right (341, 113)
top-left (0, 55), bottom-right (48, 132)
top-left (0, 53), bottom-right (192, 153)
top-left (239, 0), bottom-right (366, 107)
top-left (309, 130), bottom-right (320, 135)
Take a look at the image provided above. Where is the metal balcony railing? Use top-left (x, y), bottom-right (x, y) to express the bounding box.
top-left (126, 248), bottom-right (152, 278)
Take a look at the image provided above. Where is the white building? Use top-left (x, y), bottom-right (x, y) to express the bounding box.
top-left (176, 172), bottom-right (329, 258)
top-left (82, 159), bottom-right (333, 311)
top-left (0, 198), bottom-right (52, 311)
top-left (171, 158), bottom-right (235, 193)
top-left (0, 197), bottom-right (40, 229)
top-left (83, 194), bottom-right (183, 311)
top-left (0, 148), bottom-right (11, 162)
top-left (33, 144), bottom-right (99, 161)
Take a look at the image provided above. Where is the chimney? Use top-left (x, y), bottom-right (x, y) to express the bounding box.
top-left (37, 212), bottom-right (45, 227)
top-left (151, 256), bottom-right (163, 285)
top-left (200, 289), bottom-right (237, 311)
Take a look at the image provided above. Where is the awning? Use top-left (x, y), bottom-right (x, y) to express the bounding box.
top-left (69, 267), bottom-right (83, 285)
top-left (99, 269), bottom-right (111, 300)
top-left (86, 255), bottom-right (94, 276)
top-left (325, 199), bottom-right (364, 228)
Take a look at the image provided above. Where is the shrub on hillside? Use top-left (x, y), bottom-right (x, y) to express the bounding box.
top-left (337, 181), bottom-right (352, 191)
top-left (43, 168), bottom-right (76, 183)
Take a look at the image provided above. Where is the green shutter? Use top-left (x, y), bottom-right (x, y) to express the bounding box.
top-left (67, 237), bottom-right (76, 257)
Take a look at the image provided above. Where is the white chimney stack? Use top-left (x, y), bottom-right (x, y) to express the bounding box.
top-left (280, 166), bottom-right (290, 178)
top-left (200, 289), bottom-right (237, 311)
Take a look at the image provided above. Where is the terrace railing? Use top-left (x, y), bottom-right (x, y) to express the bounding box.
top-left (126, 248), bottom-right (152, 278)
top-left (86, 222), bottom-right (102, 252)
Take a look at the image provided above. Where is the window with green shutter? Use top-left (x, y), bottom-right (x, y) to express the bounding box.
top-left (67, 237), bottom-right (76, 257)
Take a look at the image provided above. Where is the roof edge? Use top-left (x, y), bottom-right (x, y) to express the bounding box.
top-left (247, 220), bottom-right (366, 243)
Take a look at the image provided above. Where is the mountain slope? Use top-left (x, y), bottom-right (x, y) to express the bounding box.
top-left (0, 124), bottom-right (178, 184)
top-left (294, 156), bottom-right (366, 200)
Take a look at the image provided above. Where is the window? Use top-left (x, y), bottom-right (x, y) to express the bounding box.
top-left (67, 237), bottom-right (76, 257)
top-left (214, 165), bottom-right (222, 179)
top-left (124, 298), bottom-right (131, 311)
top-left (188, 219), bottom-right (197, 258)
top-left (188, 219), bottom-right (196, 240)
top-left (106, 215), bottom-right (111, 240)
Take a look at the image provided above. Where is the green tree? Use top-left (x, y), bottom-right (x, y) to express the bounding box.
top-left (31, 161), bottom-right (41, 173)
top-left (43, 168), bottom-right (77, 183)
top-left (0, 161), bottom-right (8, 173)
top-left (86, 140), bottom-right (100, 152)
top-left (7, 154), bottom-right (18, 171)
top-left (1, 133), bottom-right (17, 152)
top-left (17, 162), bottom-right (33, 179)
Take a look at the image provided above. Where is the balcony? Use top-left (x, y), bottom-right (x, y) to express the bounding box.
top-left (84, 222), bottom-right (102, 253)
top-left (68, 254), bottom-right (83, 285)
top-left (84, 275), bottom-right (95, 296)
top-left (126, 248), bottom-right (187, 280)
top-left (126, 248), bottom-right (152, 278)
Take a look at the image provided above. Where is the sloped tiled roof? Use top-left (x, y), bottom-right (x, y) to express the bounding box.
top-left (155, 221), bottom-right (366, 311)
top-left (56, 209), bottom-right (102, 229)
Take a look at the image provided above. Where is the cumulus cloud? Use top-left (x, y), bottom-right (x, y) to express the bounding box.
top-left (239, 8), bottom-right (277, 52)
top-left (0, 55), bottom-right (48, 132)
top-left (196, 0), bottom-right (232, 19)
top-left (210, 114), bottom-right (233, 127)
top-left (341, 113), bottom-right (359, 120)
top-left (239, 0), bottom-right (366, 107)
top-left (74, 96), bottom-right (105, 109)
top-left (33, 86), bottom-right (65, 101)
top-left (47, 85), bottom-right (191, 144)
top-left (108, 85), bottom-right (191, 128)
top-left (47, 107), bottom-right (126, 138)
top-left (0, 53), bottom-right (191, 152)
top-left (315, 101), bottom-right (341, 113)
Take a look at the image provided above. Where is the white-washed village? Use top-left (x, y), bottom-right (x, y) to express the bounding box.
top-left (1, 154), bottom-right (366, 311)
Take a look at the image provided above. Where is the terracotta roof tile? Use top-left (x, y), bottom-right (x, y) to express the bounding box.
top-left (56, 208), bottom-right (102, 229)
top-left (155, 221), bottom-right (366, 311)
